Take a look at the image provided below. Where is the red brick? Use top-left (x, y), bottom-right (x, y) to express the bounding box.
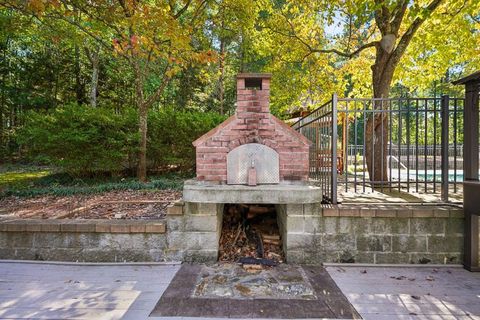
top-left (261, 80), bottom-right (270, 89)
top-left (196, 147), bottom-right (229, 153)
top-left (237, 100), bottom-right (253, 107)
top-left (237, 79), bottom-right (245, 89)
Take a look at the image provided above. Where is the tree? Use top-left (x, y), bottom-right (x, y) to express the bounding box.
top-left (5, 0), bottom-right (214, 181)
top-left (207, 0), bottom-right (259, 115)
top-left (259, 0), bottom-right (477, 184)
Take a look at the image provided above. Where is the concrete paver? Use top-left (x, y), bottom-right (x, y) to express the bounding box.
top-left (0, 262), bottom-right (179, 320)
top-left (326, 265), bottom-right (480, 320)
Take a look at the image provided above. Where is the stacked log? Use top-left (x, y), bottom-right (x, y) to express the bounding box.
top-left (218, 204), bottom-right (284, 265)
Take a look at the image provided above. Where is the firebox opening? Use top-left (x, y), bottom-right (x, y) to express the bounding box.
top-left (244, 78), bottom-right (262, 90)
top-left (218, 204), bottom-right (284, 265)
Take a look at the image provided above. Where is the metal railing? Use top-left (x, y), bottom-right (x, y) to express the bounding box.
top-left (292, 95), bottom-right (338, 204)
top-left (292, 95), bottom-right (465, 204)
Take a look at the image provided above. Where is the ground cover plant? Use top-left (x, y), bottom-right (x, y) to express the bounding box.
top-left (0, 166), bottom-right (190, 198)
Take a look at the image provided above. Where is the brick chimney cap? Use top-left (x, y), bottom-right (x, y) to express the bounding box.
top-left (237, 73), bottom-right (272, 79)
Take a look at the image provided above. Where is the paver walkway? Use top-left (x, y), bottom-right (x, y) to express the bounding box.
top-left (0, 261), bottom-right (179, 320)
top-left (1, 261), bottom-right (479, 319)
top-left (326, 265), bottom-right (480, 320)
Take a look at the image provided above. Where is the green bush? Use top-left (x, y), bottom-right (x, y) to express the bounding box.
top-left (148, 107), bottom-right (226, 170)
top-left (16, 104), bottom-right (225, 176)
top-left (17, 104), bottom-right (139, 175)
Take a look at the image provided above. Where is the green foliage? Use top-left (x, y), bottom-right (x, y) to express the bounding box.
top-left (0, 170), bottom-right (189, 198)
top-left (16, 104), bottom-right (138, 175)
top-left (148, 107), bottom-right (226, 170)
top-left (14, 104), bottom-right (225, 176)
top-left (2, 1), bottom-right (480, 183)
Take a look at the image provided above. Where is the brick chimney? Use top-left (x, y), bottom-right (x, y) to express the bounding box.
top-left (236, 73), bottom-right (271, 124)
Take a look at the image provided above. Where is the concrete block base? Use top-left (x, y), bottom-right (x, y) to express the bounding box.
top-left (165, 202), bottom-right (223, 262)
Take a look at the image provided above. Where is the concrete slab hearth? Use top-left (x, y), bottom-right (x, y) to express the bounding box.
top-left (183, 179), bottom-right (322, 204)
top-left (150, 263), bottom-right (360, 319)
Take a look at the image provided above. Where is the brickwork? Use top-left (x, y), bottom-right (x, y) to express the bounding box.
top-left (193, 74), bottom-right (310, 183)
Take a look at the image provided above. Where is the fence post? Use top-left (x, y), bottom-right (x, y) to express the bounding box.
top-left (331, 93), bottom-right (338, 204)
top-left (441, 95), bottom-right (449, 202)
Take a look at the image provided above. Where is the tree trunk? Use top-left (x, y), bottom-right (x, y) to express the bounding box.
top-left (218, 38), bottom-right (225, 115)
top-left (134, 63), bottom-right (147, 182)
top-left (74, 44), bottom-right (83, 104)
top-left (89, 48), bottom-right (100, 108)
top-left (137, 101), bottom-right (148, 182)
top-left (0, 38), bottom-right (7, 151)
top-left (365, 48), bottom-right (395, 186)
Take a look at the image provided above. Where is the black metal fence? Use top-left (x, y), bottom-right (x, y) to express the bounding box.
top-left (292, 97), bottom-right (337, 203)
top-left (292, 95), bottom-right (465, 204)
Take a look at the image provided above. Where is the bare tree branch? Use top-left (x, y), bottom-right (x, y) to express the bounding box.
top-left (310, 41), bottom-right (378, 58)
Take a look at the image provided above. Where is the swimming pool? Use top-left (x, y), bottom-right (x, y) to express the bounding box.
top-left (393, 170), bottom-right (475, 182)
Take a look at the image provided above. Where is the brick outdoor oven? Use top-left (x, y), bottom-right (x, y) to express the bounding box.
top-left (193, 73), bottom-right (310, 184)
top-left (170, 73), bottom-right (322, 263)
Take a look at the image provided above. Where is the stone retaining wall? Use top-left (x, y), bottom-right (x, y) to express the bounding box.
top-left (0, 203), bottom-right (465, 264)
top-left (0, 219), bottom-right (168, 262)
top-left (279, 204), bottom-right (464, 264)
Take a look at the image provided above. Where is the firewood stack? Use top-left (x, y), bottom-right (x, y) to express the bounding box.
top-left (218, 204), bottom-right (284, 264)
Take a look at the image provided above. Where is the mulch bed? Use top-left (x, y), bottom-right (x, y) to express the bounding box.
top-left (0, 190), bottom-right (181, 220)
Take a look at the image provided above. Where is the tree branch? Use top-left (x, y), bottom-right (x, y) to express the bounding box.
top-left (144, 65), bottom-right (172, 108)
top-left (173, 0), bottom-right (192, 19)
top-left (315, 41), bottom-right (379, 57)
top-left (390, 0), bottom-right (409, 35)
top-left (374, 0), bottom-right (390, 34)
top-left (392, 0), bottom-right (444, 63)
top-left (265, 23), bottom-right (378, 59)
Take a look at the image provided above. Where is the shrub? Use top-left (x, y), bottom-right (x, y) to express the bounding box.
top-left (17, 104), bottom-right (138, 175)
top-left (147, 107), bottom-right (226, 171)
top-left (16, 104), bottom-right (225, 176)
